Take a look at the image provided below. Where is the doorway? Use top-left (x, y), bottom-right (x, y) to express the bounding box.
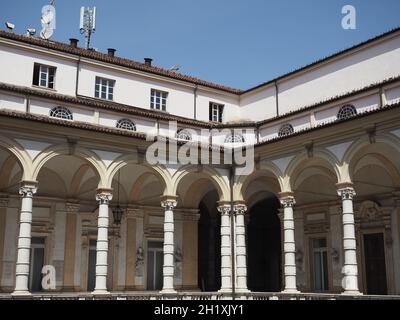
top-left (29, 237), bottom-right (45, 292)
top-left (147, 241), bottom-right (163, 290)
top-left (363, 233), bottom-right (387, 295)
top-left (87, 240), bottom-right (96, 291)
top-left (248, 197), bottom-right (282, 292)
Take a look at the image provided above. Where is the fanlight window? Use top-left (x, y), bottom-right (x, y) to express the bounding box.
top-left (337, 104), bottom-right (357, 120)
top-left (49, 106), bottom-right (73, 120)
top-left (278, 123), bottom-right (294, 137)
top-left (176, 129), bottom-right (192, 141)
top-left (116, 119), bottom-right (136, 131)
top-left (225, 133), bottom-right (245, 143)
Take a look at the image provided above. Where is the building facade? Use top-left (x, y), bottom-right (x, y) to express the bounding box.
top-left (0, 28), bottom-right (400, 299)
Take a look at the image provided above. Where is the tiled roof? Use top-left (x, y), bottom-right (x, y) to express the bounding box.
top-left (0, 27), bottom-right (399, 95)
top-left (0, 30), bottom-right (242, 94)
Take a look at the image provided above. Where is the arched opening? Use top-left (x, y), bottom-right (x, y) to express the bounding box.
top-left (197, 190), bottom-right (221, 292)
top-left (239, 169), bottom-right (282, 292)
top-left (175, 168), bottom-right (226, 292)
top-left (348, 142), bottom-right (400, 295)
top-left (247, 195), bottom-right (281, 292)
top-left (35, 154), bottom-right (102, 293)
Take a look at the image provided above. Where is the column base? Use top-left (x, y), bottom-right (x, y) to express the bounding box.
top-left (218, 288), bottom-right (233, 294)
top-left (160, 289), bottom-right (177, 294)
top-left (236, 288), bottom-right (250, 294)
top-left (342, 290), bottom-right (363, 296)
top-left (92, 290), bottom-right (110, 296)
top-left (281, 289), bottom-right (301, 294)
top-left (11, 290), bottom-right (31, 297)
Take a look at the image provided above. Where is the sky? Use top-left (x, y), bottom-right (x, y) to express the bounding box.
top-left (0, 0), bottom-right (399, 90)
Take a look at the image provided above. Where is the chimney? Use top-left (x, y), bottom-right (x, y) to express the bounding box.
top-left (69, 38), bottom-right (79, 48)
top-left (144, 58), bottom-right (153, 67)
top-left (107, 48), bottom-right (116, 57)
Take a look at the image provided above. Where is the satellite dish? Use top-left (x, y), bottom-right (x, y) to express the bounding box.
top-left (40, 4), bottom-right (56, 40)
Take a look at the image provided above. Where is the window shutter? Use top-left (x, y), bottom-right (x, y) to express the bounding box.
top-left (218, 105), bottom-right (223, 123)
top-left (33, 64), bottom-right (40, 86)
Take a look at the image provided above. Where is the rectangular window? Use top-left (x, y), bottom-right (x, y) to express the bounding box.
top-left (209, 102), bottom-right (224, 122)
top-left (150, 89), bottom-right (168, 111)
top-left (32, 63), bottom-right (56, 89)
top-left (95, 77), bottom-right (115, 101)
top-left (312, 238), bottom-right (329, 292)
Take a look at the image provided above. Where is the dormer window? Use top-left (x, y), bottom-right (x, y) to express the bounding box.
top-left (49, 106), bottom-right (73, 120)
top-left (33, 63), bottom-right (56, 89)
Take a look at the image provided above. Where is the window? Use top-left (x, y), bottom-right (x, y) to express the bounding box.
top-left (95, 77), bottom-right (115, 100)
top-left (337, 104), bottom-right (357, 120)
top-left (150, 89), bottom-right (168, 111)
top-left (176, 129), bottom-right (192, 141)
top-left (116, 118), bottom-right (136, 131)
top-left (33, 63), bottom-right (56, 89)
top-left (50, 106), bottom-right (73, 120)
top-left (278, 123), bottom-right (294, 137)
top-left (311, 238), bottom-right (329, 292)
top-left (209, 102), bottom-right (224, 123)
top-left (225, 133), bottom-right (245, 143)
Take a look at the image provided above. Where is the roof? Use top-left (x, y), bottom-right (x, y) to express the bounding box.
top-left (1, 27), bottom-right (399, 95)
top-left (1, 75), bottom-right (398, 130)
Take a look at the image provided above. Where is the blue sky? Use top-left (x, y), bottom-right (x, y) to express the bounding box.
top-left (1, 0), bottom-right (399, 89)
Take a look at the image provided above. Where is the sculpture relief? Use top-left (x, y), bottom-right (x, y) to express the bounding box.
top-left (135, 246), bottom-right (144, 277)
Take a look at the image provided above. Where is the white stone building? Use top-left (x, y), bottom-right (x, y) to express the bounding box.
top-left (0, 27), bottom-right (400, 299)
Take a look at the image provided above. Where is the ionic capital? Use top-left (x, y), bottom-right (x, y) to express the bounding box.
top-left (96, 189), bottom-right (113, 205)
top-left (19, 181), bottom-right (38, 198)
top-left (217, 203), bottom-right (231, 216)
top-left (233, 203), bottom-right (247, 216)
top-left (337, 184), bottom-right (356, 201)
top-left (279, 193), bottom-right (296, 208)
top-left (161, 196), bottom-right (178, 211)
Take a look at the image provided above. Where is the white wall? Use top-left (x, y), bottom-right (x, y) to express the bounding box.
top-left (0, 44), bottom-right (77, 96)
top-left (239, 86), bottom-right (277, 121)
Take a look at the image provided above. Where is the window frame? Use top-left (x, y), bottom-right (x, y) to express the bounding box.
top-left (116, 118), bottom-right (136, 131)
top-left (32, 63), bottom-right (57, 89)
top-left (209, 102), bottom-right (224, 123)
top-left (337, 104), bottom-right (357, 120)
top-left (95, 76), bottom-right (115, 101)
top-left (150, 89), bottom-right (168, 111)
top-left (278, 123), bottom-right (295, 137)
top-left (49, 106), bottom-right (73, 120)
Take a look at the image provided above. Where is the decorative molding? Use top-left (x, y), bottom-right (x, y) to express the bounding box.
top-left (337, 187), bottom-right (356, 201)
top-left (280, 196), bottom-right (296, 208)
top-left (66, 202), bottom-right (80, 213)
top-left (96, 193), bottom-right (113, 205)
top-left (19, 181), bottom-right (38, 198)
top-left (217, 204), bottom-right (231, 216)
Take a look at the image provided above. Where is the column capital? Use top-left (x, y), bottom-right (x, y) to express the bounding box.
top-left (279, 193), bottom-right (296, 208)
top-left (0, 194), bottom-right (9, 208)
top-left (336, 183), bottom-right (356, 200)
top-left (19, 181), bottom-right (38, 198)
top-left (233, 202), bottom-right (247, 216)
top-left (160, 196), bottom-right (178, 210)
top-left (217, 202), bottom-right (231, 216)
top-left (96, 189), bottom-right (113, 204)
top-left (66, 202), bottom-right (80, 213)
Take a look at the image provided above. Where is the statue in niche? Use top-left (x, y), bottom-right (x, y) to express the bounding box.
top-left (174, 246), bottom-right (182, 278)
top-left (135, 246), bottom-right (144, 277)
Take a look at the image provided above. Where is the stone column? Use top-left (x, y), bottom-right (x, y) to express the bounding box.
top-left (233, 202), bottom-right (249, 293)
top-left (217, 203), bottom-right (232, 292)
top-left (12, 181), bottom-right (38, 296)
top-left (93, 189), bottom-right (112, 295)
top-left (279, 193), bottom-right (299, 293)
top-left (160, 196), bottom-right (178, 293)
top-left (337, 184), bottom-right (360, 294)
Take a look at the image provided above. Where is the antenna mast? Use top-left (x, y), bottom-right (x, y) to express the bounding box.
top-left (80, 7), bottom-right (96, 49)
